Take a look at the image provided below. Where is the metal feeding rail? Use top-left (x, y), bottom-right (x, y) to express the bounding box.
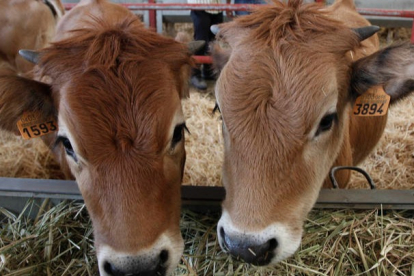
top-left (0, 176), bottom-right (413, 215)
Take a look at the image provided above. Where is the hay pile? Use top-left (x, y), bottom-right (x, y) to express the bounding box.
top-left (0, 200), bottom-right (96, 275)
top-left (0, 132), bottom-right (63, 180)
top-left (1, 200), bottom-right (413, 275)
top-left (178, 208), bottom-right (414, 275)
top-left (1, 90), bottom-right (413, 275)
top-left (182, 90), bottom-right (414, 190)
top-left (351, 95), bottom-right (414, 190)
top-left (0, 88), bottom-right (414, 190)
top-left (182, 90), bottom-right (223, 186)
top-left (1, 25), bottom-right (414, 189)
top-left (186, 89), bottom-right (414, 190)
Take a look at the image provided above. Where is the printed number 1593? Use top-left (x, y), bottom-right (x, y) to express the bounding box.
top-left (22, 121), bottom-right (57, 138)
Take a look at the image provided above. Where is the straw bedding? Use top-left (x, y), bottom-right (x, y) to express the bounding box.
top-left (1, 28), bottom-right (414, 275)
top-left (0, 30), bottom-right (413, 190)
top-left (184, 89), bottom-right (414, 190)
top-left (1, 200), bottom-right (413, 275)
top-left (2, 88), bottom-right (414, 190)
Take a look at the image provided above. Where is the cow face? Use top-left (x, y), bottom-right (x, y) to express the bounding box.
top-left (211, 0), bottom-right (414, 266)
top-left (0, 19), bottom-right (194, 275)
top-left (56, 68), bottom-right (187, 276)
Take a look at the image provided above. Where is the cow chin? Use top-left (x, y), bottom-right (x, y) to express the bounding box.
top-left (96, 232), bottom-right (184, 276)
top-left (217, 211), bottom-right (302, 266)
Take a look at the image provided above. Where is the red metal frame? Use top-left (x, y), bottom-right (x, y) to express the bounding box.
top-left (192, 55), bottom-right (212, 64)
top-left (63, 2), bottom-right (414, 59)
top-left (63, 3), bottom-right (261, 12)
top-left (148, 0), bottom-right (157, 30)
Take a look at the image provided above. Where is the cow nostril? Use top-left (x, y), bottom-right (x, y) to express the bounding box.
top-left (219, 227), bottom-right (225, 238)
top-left (103, 261), bottom-right (122, 276)
top-left (268, 238), bottom-right (278, 251)
top-left (159, 249), bottom-right (169, 264)
top-left (222, 234), bottom-right (278, 266)
top-left (219, 227), bottom-right (230, 251)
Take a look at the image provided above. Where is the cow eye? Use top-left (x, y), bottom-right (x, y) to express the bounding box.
top-left (56, 136), bottom-right (77, 161)
top-left (316, 113), bottom-right (337, 136)
top-left (171, 123), bottom-right (189, 147)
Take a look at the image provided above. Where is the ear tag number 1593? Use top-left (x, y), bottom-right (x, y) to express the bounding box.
top-left (16, 111), bottom-right (58, 140)
top-left (353, 86), bottom-right (390, 117)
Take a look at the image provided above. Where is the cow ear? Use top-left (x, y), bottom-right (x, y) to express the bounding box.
top-left (0, 73), bottom-right (55, 133)
top-left (350, 42), bottom-right (414, 103)
top-left (178, 64), bottom-right (191, 99)
top-left (210, 24), bottom-right (230, 74)
top-left (211, 41), bottom-right (231, 75)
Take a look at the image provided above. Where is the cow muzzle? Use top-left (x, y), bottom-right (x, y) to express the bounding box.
top-left (217, 210), bottom-right (302, 265)
top-left (97, 234), bottom-right (183, 276)
top-left (219, 227), bottom-right (277, 265)
top-left (100, 250), bottom-right (169, 276)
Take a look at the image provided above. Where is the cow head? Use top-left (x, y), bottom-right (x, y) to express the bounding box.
top-left (211, 0), bottom-right (414, 266)
top-left (0, 18), bottom-right (201, 275)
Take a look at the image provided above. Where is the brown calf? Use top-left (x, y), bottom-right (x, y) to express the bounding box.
top-left (0, 0), bottom-right (64, 75)
top-left (0, 0), bottom-right (200, 274)
top-left (211, 0), bottom-right (414, 265)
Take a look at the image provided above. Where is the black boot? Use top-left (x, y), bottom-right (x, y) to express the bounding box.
top-left (202, 64), bottom-right (216, 80)
top-left (191, 68), bottom-right (207, 90)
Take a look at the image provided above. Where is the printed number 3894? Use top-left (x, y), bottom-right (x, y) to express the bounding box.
top-left (22, 121), bottom-right (57, 138)
top-left (353, 103), bottom-right (384, 115)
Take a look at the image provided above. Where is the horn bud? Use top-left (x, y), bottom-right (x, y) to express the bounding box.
top-left (19, 49), bottom-right (40, 64)
top-left (210, 25), bottom-right (220, 35)
top-left (352, 26), bottom-right (380, 41)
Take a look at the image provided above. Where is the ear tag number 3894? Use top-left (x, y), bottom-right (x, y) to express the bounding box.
top-left (16, 111), bottom-right (58, 140)
top-left (353, 86), bottom-right (390, 117)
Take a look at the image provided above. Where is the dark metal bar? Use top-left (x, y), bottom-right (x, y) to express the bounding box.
top-left (0, 177), bottom-right (79, 195)
top-left (330, 166), bottom-right (376, 189)
top-left (1, 177), bottom-right (413, 211)
top-left (315, 189), bottom-right (414, 210)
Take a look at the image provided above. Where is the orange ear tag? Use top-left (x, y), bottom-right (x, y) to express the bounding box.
top-left (352, 86), bottom-right (390, 117)
top-left (16, 111), bottom-right (58, 140)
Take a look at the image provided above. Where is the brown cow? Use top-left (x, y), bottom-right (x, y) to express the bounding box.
top-left (0, 0), bottom-right (201, 275)
top-left (0, 0), bottom-right (64, 75)
top-left (211, 0), bottom-right (414, 265)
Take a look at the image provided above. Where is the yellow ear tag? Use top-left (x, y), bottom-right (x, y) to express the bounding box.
top-left (353, 86), bottom-right (390, 116)
top-left (16, 111), bottom-right (58, 140)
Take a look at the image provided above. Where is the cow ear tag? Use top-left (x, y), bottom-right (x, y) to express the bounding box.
top-left (353, 85), bottom-right (390, 116)
top-left (16, 111), bottom-right (58, 140)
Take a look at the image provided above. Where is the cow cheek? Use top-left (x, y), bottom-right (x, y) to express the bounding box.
top-left (74, 170), bottom-right (107, 245)
top-left (163, 145), bottom-right (185, 223)
top-left (163, 143), bottom-right (185, 185)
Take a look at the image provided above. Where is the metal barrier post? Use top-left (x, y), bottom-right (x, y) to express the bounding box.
top-left (412, 2), bottom-right (414, 43)
top-left (149, 0), bottom-right (157, 30)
